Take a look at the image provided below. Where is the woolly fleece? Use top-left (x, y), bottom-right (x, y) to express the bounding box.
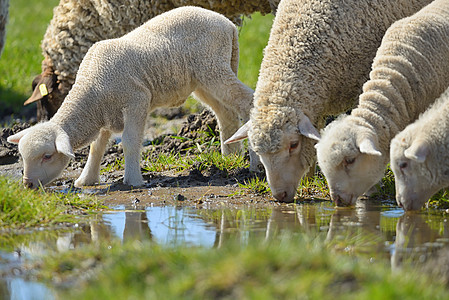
top-left (8, 7), bottom-right (254, 188)
top-left (317, 0), bottom-right (449, 206)
top-left (391, 86), bottom-right (449, 211)
top-left (246, 0), bottom-right (432, 202)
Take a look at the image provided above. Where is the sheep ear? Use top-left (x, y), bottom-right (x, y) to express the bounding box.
top-left (298, 115), bottom-right (320, 141)
top-left (404, 140), bottom-right (429, 163)
top-left (225, 121), bottom-right (251, 144)
top-left (55, 132), bottom-right (75, 159)
top-left (358, 137), bottom-right (382, 156)
top-left (24, 72), bottom-right (56, 106)
top-left (7, 128), bottom-right (32, 144)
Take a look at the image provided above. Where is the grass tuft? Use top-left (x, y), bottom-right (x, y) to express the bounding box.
top-left (0, 177), bottom-right (104, 229)
top-left (36, 233), bottom-right (448, 300)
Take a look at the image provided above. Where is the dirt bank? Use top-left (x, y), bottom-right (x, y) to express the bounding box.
top-left (0, 109), bottom-right (275, 206)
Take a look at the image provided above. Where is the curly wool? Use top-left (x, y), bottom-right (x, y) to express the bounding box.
top-left (348, 0), bottom-right (449, 155)
top-left (316, 0), bottom-right (449, 205)
top-left (249, 0), bottom-right (433, 155)
top-left (41, 0), bottom-right (280, 89)
top-left (250, 104), bottom-right (299, 153)
top-left (390, 86), bottom-right (449, 210)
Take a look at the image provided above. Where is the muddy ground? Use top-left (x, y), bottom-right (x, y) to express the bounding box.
top-left (0, 108), bottom-right (279, 208)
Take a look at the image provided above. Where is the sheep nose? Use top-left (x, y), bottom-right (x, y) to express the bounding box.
top-left (25, 182), bottom-right (34, 189)
top-left (334, 195), bottom-right (344, 207)
top-left (273, 191), bottom-right (287, 202)
top-left (23, 181), bottom-right (34, 189)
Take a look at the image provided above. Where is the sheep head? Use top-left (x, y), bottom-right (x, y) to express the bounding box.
top-left (390, 134), bottom-right (443, 211)
top-left (24, 66), bottom-right (69, 121)
top-left (7, 123), bottom-right (74, 189)
top-left (316, 115), bottom-right (385, 206)
top-left (226, 112), bottom-right (320, 202)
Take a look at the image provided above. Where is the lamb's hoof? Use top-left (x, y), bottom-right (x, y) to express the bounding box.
top-left (123, 178), bottom-right (145, 187)
top-left (74, 176), bottom-right (100, 187)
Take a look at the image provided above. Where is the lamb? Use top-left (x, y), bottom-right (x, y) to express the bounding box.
top-left (390, 87), bottom-right (449, 211)
top-left (0, 0), bottom-right (8, 57)
top-left (7, 6), bottom-right (255, 189)
top-left (316, 0), bottom-right (449, 206)
top-left (24, 0), bottom-right (280, 121)
top-left (225, 0), bottom-right (433, 202)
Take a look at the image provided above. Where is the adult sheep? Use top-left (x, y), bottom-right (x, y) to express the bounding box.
top-left (225, 0), bottom-right (432, 202)
top-left (0, 0), bottom-right (8, 57)
top-left (316, 0), bottom-right (449, 206)
top-left (7, 7), bottom-right (255, 188)
top-left (390, 87), bottom-right (449, 211)
top-left (24, 0), bottom-right (280, 121)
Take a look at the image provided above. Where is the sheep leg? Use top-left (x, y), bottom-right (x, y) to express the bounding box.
top-left (75, 129), bottom-right (111, 187)
top-left (121, 110), bottom-right (146, 187)
top-left (194, 78), bottom-right (261, 172)
top-left (193, 88), bottom-right (243, 155)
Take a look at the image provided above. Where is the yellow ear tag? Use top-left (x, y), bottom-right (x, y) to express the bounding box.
top-left (39, 84), bottom-right (49, 96)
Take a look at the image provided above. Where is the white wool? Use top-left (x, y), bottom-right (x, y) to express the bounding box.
top-left (8, 7), bottom-right (255, 188)
top-left (227, 0), bottom-right (432, 202)
top-left (27, 0), bottom-right (280, 121)
top-left (316, 0), bottom-right (449, 206)
top-left (390, 87), bottom-right (449, 211)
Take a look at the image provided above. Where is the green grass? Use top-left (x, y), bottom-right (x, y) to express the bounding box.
top-left (36, 233), bottom-right (448, 300)
top-left (142, 150), bottom-right (249, 173)
top-left (238, 13), bottom-right (274, 89)
top-left (237, 175), bottom-right (271, 195)
top-left (0, 177), bottom-right (104, 229)
top-left (0, 0), bottom-right (59, 111)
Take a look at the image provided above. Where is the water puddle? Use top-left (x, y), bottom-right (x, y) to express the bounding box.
top-left (1, 200), bottom-right (449, 299)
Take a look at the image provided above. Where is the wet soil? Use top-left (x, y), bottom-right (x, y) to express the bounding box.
top-left (0, 108), bottom-right (274, 207)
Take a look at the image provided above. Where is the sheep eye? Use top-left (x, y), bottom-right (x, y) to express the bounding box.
top-left (399, 162), bottom-right (408, 169)
top-left (290, 141), bottom-right (299, 151)
top-left (344, 157), bottom-right (355, 165)
top-left (42, 154), bottom-right (53, 161)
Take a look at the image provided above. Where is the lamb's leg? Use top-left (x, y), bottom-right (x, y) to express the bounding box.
top-left (75, 129), bottom-right (111, 187)
top-left (193, 88), bottom-right (242, 155)
top-left (122, 110), bottom-right (146, 187)
top-left (194, 74), bottom-right (261, 172)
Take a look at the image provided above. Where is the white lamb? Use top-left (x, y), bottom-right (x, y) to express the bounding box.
top-left (226, 0), bottom-right (432, 202)
top-left (7, 6), bottom-right (255, 189)
top-left (390, 87), bottom-right (449, 211)
top-left (316, 0), bottom-right (449, 206)
top-left (25, 0), bottom-right (280, 121)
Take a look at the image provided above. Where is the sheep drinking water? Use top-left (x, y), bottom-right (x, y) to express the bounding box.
top-left (8, 6), bottom-right (255, 188)
top-left (316, 0), bottom-right (449, 206)
top-left (226, 0), bottom-right (432, 202)
top-left (390, 87), bottom-right (449, 211)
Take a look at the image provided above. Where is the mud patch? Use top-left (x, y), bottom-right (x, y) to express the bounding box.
top-left (0, 109), bottom-right (260, 198)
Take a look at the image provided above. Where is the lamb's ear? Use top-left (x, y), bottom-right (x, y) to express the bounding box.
top-left (358, 137), bottom-right (382, 156)
top-left (404, 140), bottom-right (429, 163)
top-left (7, 128), bottom-right (32, 144)
top-left (55, 132), bottom-right (75, 159)
top-left (225, 121), bottom-right (251, 144)
top-left (298, 115), bottom-right (320, 141)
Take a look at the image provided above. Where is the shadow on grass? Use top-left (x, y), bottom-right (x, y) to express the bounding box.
top-left (0, 85), bottom-right (37, 122)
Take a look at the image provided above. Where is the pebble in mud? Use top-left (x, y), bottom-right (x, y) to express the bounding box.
top-left (174, 194), bottom-right (186, 201)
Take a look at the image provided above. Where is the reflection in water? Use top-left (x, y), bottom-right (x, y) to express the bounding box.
top-left (392, 212), bottom-right (449, 271)
top-left (2, 201), bottom-right (449, 299)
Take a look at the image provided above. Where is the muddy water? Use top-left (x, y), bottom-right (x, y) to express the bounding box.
top-left (1, 188), bottom-right (449, 299)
